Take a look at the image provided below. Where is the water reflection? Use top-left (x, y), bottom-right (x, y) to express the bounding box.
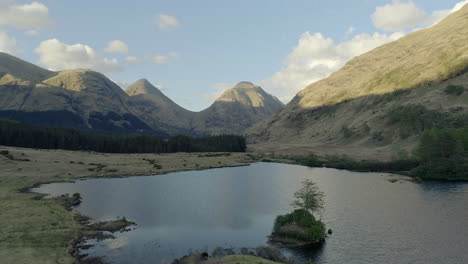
top-left (33, 163), bottom-right (468, 264)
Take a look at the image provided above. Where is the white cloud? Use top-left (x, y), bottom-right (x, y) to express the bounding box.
top-left (372, 1), bottom-right (426, 31)
top-left (153, 52), bottom-right (179, 64)
top-left (115, 81), bottom-right (130, 90)
top-left (35, 39), bottom-right (122, 73)
top-left (155, 83), bottom-right (168, 91)
top-left (261, 31), bottom-right (404, 103)
top-left (206, 82), bottom-right (235, 102)
top-left (24, 29), bottom-right (39, 36)
top-left (125, 56), bottom-right (142, 64)
top-left (0, 0), bottom-right (53, 30)
top-left (346, 26), bottom-right (356, 36)
top-left (0, 29), bottom-right (21, 55)
top-left (372, 0), bottom-right (468, 31)
top-left (105, 40), bottom-right (128, 54)
top-left (260, 1), bottom-right (468, 104)
top-left (427, 0), bottom-right (468, 25)
top-left (155, 14), bottom-right (180, 31)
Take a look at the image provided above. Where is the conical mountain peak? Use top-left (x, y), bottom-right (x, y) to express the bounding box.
top-left (233, 81), bottom-right (257, 89)
top-left (126, 78), bottom-right (163, 97)
top-left (215, 82), bottom-right (282, 108)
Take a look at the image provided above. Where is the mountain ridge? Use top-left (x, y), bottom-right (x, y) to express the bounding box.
top-left (247, 4), bottom-right (468, 159)
top-left (0, 54), bottom-right (284, 136)
top-left (126, 79), bottom-right (284, 135)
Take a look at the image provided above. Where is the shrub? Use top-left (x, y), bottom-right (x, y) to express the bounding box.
top-left (362, 122), bottom-right (371, 134)
top-left (444, 84), bottom-right (465, 96)
top-left (255, 246), bottom-right (287, 263)
top-left (371, 131), bottom-right (384, 141)
top-left (387, 105), bottom-right (448, 133)
top-left (273, 209), bottom-right (325, 242)
top-left (342, 126), bottom-right (353, 138)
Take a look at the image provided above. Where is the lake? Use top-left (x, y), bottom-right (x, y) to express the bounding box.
top-left (32, 162), bottom-right (468, 264)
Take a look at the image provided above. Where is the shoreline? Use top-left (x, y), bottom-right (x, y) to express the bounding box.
top-left (1, 145), bottom-right (463, 264)
top-left (0, 145), bottom-right (258, 264)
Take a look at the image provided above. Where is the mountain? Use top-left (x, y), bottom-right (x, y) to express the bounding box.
top-left (0, 55), bottom-right (166, 136)
top-left (0, 53), bottom-right (283, 137)
top-left (191, 81), bottom-right (284, 135)
top-left (0, 52), bottom-right (55, 83)
top-left (126, 79), bottom-right (195, 135)
top-left (247, 5), bottom-right (468, 159)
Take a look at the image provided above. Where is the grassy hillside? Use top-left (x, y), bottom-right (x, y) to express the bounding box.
top-left (0, 67), bottom-right (165, 136)
top-left (192, 82), bottom-right (284, 135)
top-left (0, 52), bottom-right (55, 83)
top-left (126, 79), bottom-right (196, 135)
top-left (247, 4), bottom-right (468, 162)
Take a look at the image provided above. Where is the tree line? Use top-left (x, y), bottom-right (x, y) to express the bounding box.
top-left (413, 128), bottom-right (467, 180)
top-left (0, 119), bottom-right (246, 153)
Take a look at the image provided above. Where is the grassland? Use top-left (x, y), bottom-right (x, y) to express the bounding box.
top-left (0, 146), bottom-right (256, 264)
top-left (204, 255), bottom-right (281, 264)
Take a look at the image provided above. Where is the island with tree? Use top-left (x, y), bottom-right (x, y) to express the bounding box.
top-left (269, 179), bottom-right (327, 247)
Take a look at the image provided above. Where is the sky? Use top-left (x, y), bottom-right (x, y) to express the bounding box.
top-left (0, 0), bottom-right (467, 111)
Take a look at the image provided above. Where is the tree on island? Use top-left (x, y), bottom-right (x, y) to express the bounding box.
top-left (291, 178), bottom-right (324, 216)
top-left (269, 178), bottom-right (327, 246)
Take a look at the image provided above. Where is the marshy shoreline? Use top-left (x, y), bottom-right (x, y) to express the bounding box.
top-left (0, 145), bottom-right (258, 264)
top-left (0, 144), bottom-right (451, 264)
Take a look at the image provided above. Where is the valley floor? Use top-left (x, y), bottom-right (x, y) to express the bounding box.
top-left (0, 146), bottom-right (256, 264)
top-left (249, 142), bottom-right (399, 161)
top-left (0, 143), bottom-right (426, 264)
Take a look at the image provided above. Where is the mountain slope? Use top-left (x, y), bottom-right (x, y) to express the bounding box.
top-left (192, 82), bottom-right (284, 135)
top-left (0, 62), bottom-right (165, 135)
top-left (0, 53), bottom-right (283, 137)
top-left (247, 5), bottom-right (468, 159)
top-left (0, 52), bottom-right (56, 83)
top-left (126, 79), bottom-right (195, 135)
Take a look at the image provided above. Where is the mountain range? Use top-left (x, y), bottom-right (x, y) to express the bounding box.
top-left (0, 53), bottom-right (284, 137)
top-left (1, 4), bottom-right (467, 160)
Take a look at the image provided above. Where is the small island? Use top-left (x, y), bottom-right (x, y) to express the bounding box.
top-left (269, 179), bottom-right (327, 247)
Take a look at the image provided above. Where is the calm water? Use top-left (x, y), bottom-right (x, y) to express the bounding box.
top-left (33, 163), bottom-right (468, 264)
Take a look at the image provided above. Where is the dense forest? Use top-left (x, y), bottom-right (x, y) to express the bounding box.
top-left (0, 119), bottom-right (246, 153)
top-left (413, 128), bottom-right (468, 180)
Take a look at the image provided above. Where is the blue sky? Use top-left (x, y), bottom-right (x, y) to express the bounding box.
top-left (0, 0), bottom-right (466, 110)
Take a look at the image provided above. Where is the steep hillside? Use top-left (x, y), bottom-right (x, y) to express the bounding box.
top-left (0, 53), bottom-right (283, 137)
top-left (0, 52), bottom-right (55, 83)
top-left (0, 63), bottom-right (164, 136)
top-left (192, 82), bottom-right (284, 135)
top-left (126, 79), bottom-right (195, 135)
top-left (247, 5), bottom-right (468, 159)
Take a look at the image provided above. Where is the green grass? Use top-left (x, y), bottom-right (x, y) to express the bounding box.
top-left (386, 105), bottom-right (448, 133)
top-left (0, 180), bottom-right (82, 264)
top-left (444, 84), bottom-right (465, 96)
top-left (142, 158), bottom-right (162, 169)
top-left (206, 255), bottom-right (281, 264)
top-left (292, 153), bottom-right (419, 173)
top-left (272, 209), bottom-right (325, 243)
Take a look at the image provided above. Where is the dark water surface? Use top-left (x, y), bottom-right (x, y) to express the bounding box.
top-left (33, 163), bottom-right (468, 264)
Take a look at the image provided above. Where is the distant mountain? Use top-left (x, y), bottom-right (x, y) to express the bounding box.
top-left (126, 79), bottom-right (195, 135)
top-left (247, 4), bottom-right (468, 158)
top-left (0, 52), bottom-right (55, 83)
top-left (0, 55), bottom-right (166, 136)
top-left (127, 80), bottom-right (284, 135)
top-left (192, 82), bottom-right (284, 135)
top-left (0, 53), bottom-right (283, 136)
